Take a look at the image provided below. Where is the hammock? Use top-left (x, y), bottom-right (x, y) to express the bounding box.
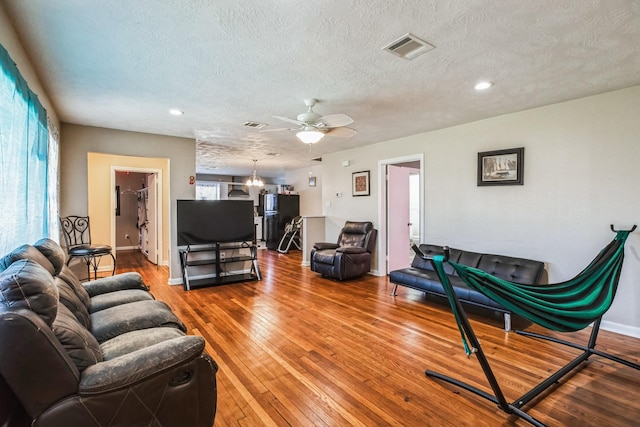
top-left (424, 226), bottom-right (637, 427)
top-left (436, 229), bottom-right (630, 338)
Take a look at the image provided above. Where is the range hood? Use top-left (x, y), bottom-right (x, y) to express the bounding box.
top-left (227, 177), bottom-right (250, 198)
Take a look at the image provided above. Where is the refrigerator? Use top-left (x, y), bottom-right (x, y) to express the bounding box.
top-left (263, 194), bottom-right (300, 250)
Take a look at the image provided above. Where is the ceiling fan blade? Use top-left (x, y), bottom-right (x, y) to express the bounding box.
top-left (273, 116), bottom-right (305, 126)
top-left (325, 127), bottom-right (357, 138)
top-left (319, 113), bottom-right (353, 128)
top-left (259, 127), bottom-right (293, 133)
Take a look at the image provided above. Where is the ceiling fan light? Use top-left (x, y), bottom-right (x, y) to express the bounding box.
top-left (297, 130), bottom-right (324, 144)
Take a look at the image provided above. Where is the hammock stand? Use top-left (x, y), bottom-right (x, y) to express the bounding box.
top-left (423, 226), bottom-right (638, 427)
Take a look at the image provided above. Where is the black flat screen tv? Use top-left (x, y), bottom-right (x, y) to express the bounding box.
top-left (177, 200), bottom-right (255, 246)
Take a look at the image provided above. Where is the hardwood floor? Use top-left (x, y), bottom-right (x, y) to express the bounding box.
top-left (116, 249), bottom-right (640, 426)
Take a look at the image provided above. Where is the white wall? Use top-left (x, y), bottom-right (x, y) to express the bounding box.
top-left (285, 163), bottom-right (323, 216)
top-left (321, 86), bottom-right (640, 336)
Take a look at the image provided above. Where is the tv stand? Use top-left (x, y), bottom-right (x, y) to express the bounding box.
top-left (179, 241), bottom-right (261, 291)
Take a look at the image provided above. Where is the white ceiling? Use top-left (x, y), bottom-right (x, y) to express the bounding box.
top-left (3, 1), bottom-right (640, 178)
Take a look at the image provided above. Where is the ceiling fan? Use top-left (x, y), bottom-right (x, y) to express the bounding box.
top-left (263, 98), bottom-right (357, 144)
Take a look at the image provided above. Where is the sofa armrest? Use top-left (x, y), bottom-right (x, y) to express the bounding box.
top-left (82, 272), bottom-right (149, 297)
top-left (336, 246), bottom-right (366, 254)
top-left (79, 336), bottom-right (204, 394)
top-left (313, 242), bottom-right (340, 250)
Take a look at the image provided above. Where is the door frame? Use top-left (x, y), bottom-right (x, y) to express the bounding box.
top-left (377, 153), bottom-right (424, 275)
top-left (110, 166), bottom-right (163, 265)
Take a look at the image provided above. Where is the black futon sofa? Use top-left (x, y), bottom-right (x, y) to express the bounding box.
top-left (389, 244), bottom-right (545, 330)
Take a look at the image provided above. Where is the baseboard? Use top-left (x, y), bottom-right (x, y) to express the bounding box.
top-left (168, 277), bottom-right (183, 286)
top-left (368, 269), bottom-right (382, 277)
top-left (116, 245), bottom-right (139, 251)
top-left (301, 261), bottom-right (310, 267)
top-left (167, 269), bottom-right (252, 286)
top-left (600, 320), bottom-right (640, 339)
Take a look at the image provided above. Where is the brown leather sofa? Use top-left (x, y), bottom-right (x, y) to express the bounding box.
top-left (0, 239), bottom-right (218, 427)
top-left (310, 221), bottom-right (377, 280)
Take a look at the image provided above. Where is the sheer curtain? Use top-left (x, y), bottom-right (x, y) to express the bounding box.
top-left (0, 43), bottom-right (51, 253)
top-left (47, 117), bottom-right (60, 241)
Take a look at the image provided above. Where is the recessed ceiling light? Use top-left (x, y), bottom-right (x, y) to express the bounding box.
top-left (169, 109), bottom-right (184, 115)
top-left (474, 81), bottom-right (494, 91)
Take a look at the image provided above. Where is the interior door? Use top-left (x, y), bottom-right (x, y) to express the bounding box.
top-left (146, 173), bottom-right (158, 264)
top-left (387, 165), bottom-right (412, 272)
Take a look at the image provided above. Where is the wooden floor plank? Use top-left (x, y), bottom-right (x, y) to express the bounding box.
top-left (115, 249), bottom-right (640, 426)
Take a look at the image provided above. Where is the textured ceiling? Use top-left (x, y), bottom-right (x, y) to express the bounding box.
top-left (3, 0), bottom-right (640, 178)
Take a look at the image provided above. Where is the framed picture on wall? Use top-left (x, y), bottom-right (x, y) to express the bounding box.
top-left (477, 147), bottom-right (524, 186)
top-left (352, 170), bottom-right (370, 196)
top-left (309, 176), bottom-right (316, 187)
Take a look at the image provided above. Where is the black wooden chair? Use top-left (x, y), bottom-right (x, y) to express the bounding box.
top-left (59, 215), bottom-right (116, 280)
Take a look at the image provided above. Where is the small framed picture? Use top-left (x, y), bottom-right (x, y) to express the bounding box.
top-left (477, 147), bottom-right (524, 186)
top-left (309, 176), bottom-right (316, 187)
top-left (352, 170), bottom-right (370, 196)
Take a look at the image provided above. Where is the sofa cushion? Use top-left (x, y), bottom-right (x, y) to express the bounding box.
top-left (90, 300), bottom-right (186, 343)
top-left (0, 244), bottom-right (55, 275)
top-left (100, 327), bottom-right (186, 361)
top-left (55, 277), bottom-right (92, 329)
top-left (81, 272), bottom-right (148, 297)
top-left (313, 250), bottom-right (337, 265)
top-left (89, 289), bottom-right (155, 313)
top-left (390, 266), bottom-right (511, 312)
top-left (57, 265), bottom-right (92, 309)
top-left (476, 254), bottom-right (544, 284)
top-left (455, 250), bottom-right (483, 271)
top-left (0, 259), bottom-right (58, 326)
top-left (390, 267), bottom-right (469, 295)
top-left (33, 238), bottom-right (67, 276)
top-left (52, 304), bottom-right (103, 371)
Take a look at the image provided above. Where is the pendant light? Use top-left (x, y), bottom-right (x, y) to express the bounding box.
top-left (246, 160), bottom-right (264, 187)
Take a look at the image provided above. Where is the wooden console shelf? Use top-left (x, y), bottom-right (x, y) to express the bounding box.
top-left (179, 241), bottom-right (261, 291)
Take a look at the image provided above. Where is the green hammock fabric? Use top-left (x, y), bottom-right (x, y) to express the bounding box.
top-left (432, 231), bottom-right (631, 351)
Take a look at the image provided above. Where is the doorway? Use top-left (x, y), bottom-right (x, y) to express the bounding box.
top-left (112, 167), bottom-right (162, 265)
top-left (377, 154), bottom-right (424, 275)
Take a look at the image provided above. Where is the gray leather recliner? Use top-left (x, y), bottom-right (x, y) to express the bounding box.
top-left (0, 240), bottom-right (218, 427)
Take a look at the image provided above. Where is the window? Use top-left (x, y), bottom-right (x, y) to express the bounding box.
top-left (196, 181), bottom-right (221, 200)
top-left (0, 43), bottom-right (54, 253)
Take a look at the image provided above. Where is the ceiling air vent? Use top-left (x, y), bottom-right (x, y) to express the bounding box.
top-left (382, 33), bottom-right (435, 60)
top-left (244, 121), bottom-right (267, 129)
